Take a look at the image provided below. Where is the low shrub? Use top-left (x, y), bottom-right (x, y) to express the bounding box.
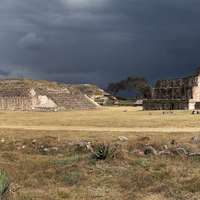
top-left (116, 96), bottom-right (128, 100)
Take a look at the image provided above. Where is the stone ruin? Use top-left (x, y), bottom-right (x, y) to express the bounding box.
top-left (0, 78), bottom-right (106, 111)
top-left (143, 67), bottom-right (200, 110)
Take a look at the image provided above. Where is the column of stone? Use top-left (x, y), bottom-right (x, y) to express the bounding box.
top-left (0, 98), bottom-right (3, 109)
top-left (4, 98), bottom-right (7, 109)
top-left (21, 98), bottom-right (24, 110)
top-left (15, 98), bottom-right (18, 110)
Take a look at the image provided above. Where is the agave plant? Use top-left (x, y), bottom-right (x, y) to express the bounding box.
top-left (93, 143), bottom-right (117, 160)
top-left (0, 170), bottom-right (13, 197)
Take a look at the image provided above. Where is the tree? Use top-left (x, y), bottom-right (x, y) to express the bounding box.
top-left (137, 83), bottom-right (152, 98)
top-left (125, 77), bottom-right (147, 99)
top-left (106, 76), bottom-right (152, 99)
top-left (106, 80), bottom-right (126, 96)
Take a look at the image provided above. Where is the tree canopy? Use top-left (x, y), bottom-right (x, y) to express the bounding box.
top-left (106, 80), bottom-right (126, 96)
top-left (107, 76), bottom-right (152, 99)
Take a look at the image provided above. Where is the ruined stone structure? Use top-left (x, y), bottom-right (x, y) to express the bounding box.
top-left (0, 78), bottom-right (104, 111)
top-left (143, 67), bottom-right (200, 110)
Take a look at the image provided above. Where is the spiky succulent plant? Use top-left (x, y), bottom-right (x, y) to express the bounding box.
top-left (93, 143), bottom-right (117, 159)
top-left (0, 170), bottom-right (13, 197)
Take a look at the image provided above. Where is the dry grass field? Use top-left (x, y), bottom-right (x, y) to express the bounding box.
top-left (1, 106), bottom-right (200, 199)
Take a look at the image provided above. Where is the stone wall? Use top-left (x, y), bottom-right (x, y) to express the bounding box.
top-left (153, 87), bottom-right (193, 100)
top-left (0, 97), bottom-right (33, 110)
top-left (0, 88), bottom-right (31, 97)
top-left (195, 102), bottom-right (200, 110)
top-left (155, 75), bottom-right (198, 88)
top-left (152, 75), bottom-right (198, 101)
top-left (143, 99), bottom-right (188, 110)
top-left (143, 67), bottom-right (200, 110)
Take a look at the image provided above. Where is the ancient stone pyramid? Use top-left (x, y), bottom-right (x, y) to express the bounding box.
top-left (0, 78), bottom-right (103, 111)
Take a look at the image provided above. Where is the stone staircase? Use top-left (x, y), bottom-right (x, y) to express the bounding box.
top-left (47, 93), bottom-right (101, 110)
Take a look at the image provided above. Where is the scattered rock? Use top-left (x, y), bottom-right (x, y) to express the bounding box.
top-left (43, 148), bottom-right (49, 152)
top-left (32, 139), bottom-right (36, 144)
top-left (68, 142), bottom-right (75, 146)
top-left (171, 139), bottom-right (178, 145)
top-left (144, 146), bottom-right (158, 155)
top-left (149, 113), bottom-right (152, 115)
top-left (163, 145), bottom-right (168, 150)
top-left (190, 136), bottom-right (199, 143)
top-left (189, 153), bottom-right (200, 156)
top-left (118, 136), bottom-right (128, 141)
top-left (86, 142), bottom-right (92, 150)
top-left (123, 109), bottom-right (127, 112)
top-left (52, 147), bottom-right (58, 150)
top-left (175, 148), bottom-right (188, 156)
top-left (1, 138), bottom-right (4, 143)
top-left (22, 145), bottom-right (26, 149)
top-left (77, 142), bottom-right (87, 146)
top-left (159, 150), bottom-right (171, 155)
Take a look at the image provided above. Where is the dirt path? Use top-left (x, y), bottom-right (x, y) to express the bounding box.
top-left (0, 124), bottom-right (198, 132)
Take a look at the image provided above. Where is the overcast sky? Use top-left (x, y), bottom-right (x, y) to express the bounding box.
top-left (0, 0), bottom-right (200, 95)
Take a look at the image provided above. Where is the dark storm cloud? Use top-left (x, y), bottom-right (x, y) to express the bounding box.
top-left (0, 0), bottom-right (200, 94)
top-left (19, 32), bottom-right (45, 50)
top-left (0, 69), bottom-right (11, 76)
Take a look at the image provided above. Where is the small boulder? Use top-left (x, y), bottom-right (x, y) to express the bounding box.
top-left (190, 136), bottom-right (199, 143)
top-left (163, 145), bottom-right (168, 150)
top-left (189, 153), bottom-right (200, 156)
top-left (144, 146), bottom-right (158, 155)
top-left (77, 142), bottom-right (87, 146)
top-left (175, 148), bottom-right (188, 156)
top-left (32, 139), bottom-right (36, 144)
top-left (118, 136), bottom-right (128, 141)
top-left (159, 150), bottom-right (171, 155)
top-left (86, 142), bottom-right (92, 150)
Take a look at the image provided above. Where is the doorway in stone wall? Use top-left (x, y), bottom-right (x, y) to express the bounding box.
top-left (171, 103), bottom-right (174, 110)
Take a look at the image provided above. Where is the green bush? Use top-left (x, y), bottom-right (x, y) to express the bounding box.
top-left (116, 96), bottom-right (127, 100)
